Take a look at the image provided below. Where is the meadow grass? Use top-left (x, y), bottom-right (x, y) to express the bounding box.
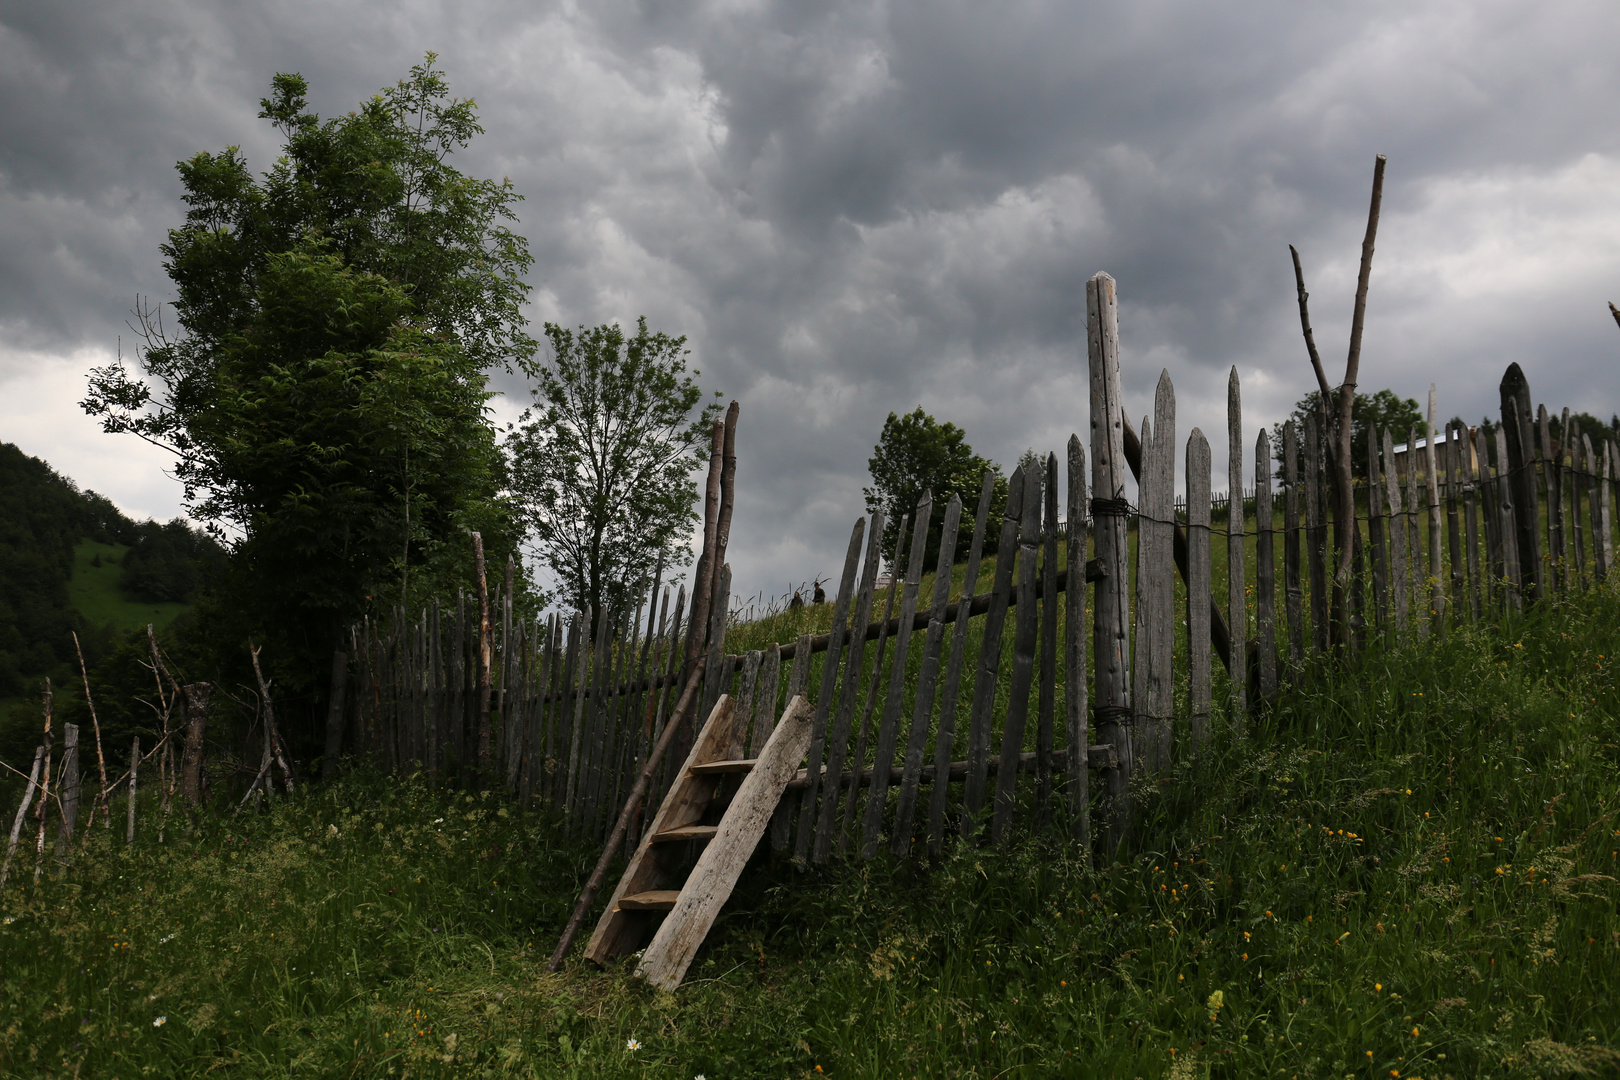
top-left (67, 539), bottom-right (189, 634)
top-left (4, 588), bottom-right (1620, 1077)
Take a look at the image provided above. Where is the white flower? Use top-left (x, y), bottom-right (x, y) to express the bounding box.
top-left (153, 1016), bottom-right (167, 1027)
top-left (626, 1038), bottom-right (641, 1051)
top-left (433, 818), bottom-right (444, 824)
top-left (696, 1075), bottom-right (707, 1079)
top-left (2, 916), bottom-right (14, 925)
top-left (327, 824), bottom-right (340, 838)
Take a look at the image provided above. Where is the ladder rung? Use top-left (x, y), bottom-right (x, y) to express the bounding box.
top-left (651, 824), bottom-right (719, 843)
top-left (618, 890), bottom-right (681, 911)
top-left (689, 758), bottom-right (757, 775)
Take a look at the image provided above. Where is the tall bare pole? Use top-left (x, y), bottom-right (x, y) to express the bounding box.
top-left (71, 632), bottom-right (111, 827)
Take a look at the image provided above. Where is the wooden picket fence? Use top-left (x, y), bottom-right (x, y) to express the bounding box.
top-left (322, 279), bottom-right (1615, 870)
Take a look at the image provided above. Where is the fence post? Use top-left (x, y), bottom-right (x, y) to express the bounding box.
top-left (1065, 437), bottom-right (1091, 857)
top-left (1500, 367), bottom-right (1543, 600)
top-left (1086, 272), bottom-right (1133, 851)
top-left (1255, 427), bottom-right (1276, 702)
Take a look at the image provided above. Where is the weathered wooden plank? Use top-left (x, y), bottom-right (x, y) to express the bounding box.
top-left (929, 471), bottom-right (996, 855)
top-left (1148, 374), bottom-right (1177, 764)
top-left (1368, 420), bottom-right (1389, 633)
top-left (770, 631), bottom-right (813, 854)
top-left (701, 565), bottom-right (733, 722)
top-left (748, 645), bottom-right (783, 758)
top-left (1035, 454), bottom-right (1059, 819)
top-left (1586, 433), bottom-right (1606, 584)
top-left (649, 588), bottom-right (687, 805)
top-left (1445, 422), bottom-right (1464, 624)
top-left (1426, 388), bottom-right (1445, 631)
top-left (733, 650), bottom-right (763, 760)
top-left (812, 510), bottom-right (885, 862)
top-left (793, 518), bottom-right (866, 862)
top-left (892, 494), bottom-right (962, 854)
top-left (1603, 441), bottom-right (1616, 580)
top-left (1087, 272), bottom-right (1133, 850)
top-left (1493, 425), bottom-right (1524, 610)
top-left (1500, 366), bottom-right (1544, 600)
top-left (992, 468), bottom-right (1043, 846)
top-left (1255, 426), bottom-right (1276, 702)
top-left (1304, 414), bottom-right (1328, 652)
top-left (1226, 367), bottom-right (1245, 723)
top-left (1382, 429), bottom-right (1410, 637)
top-left (1064, 437), bottom-right (1090, 856)
top-left (562, 611), bottom-right (587, 815)
top-left (1541, 405), bottom-right (1564, 593)
top-left (1187, 428), bottom-right (1212, 747)
top-left (1572, 422), bottom-right (1589, 589)
top-left (863, 493), bottom-right (933, 857)
top-left (1406, 425), bottom-right (1428, 641)
top-left (637, 696), bottom-right (816, 991)
top-left (1462, 426), bottom-right (1482, 618)
top-left (1281, 420), bottom-right (1302, 665)
top-left (962, 469), bottom-right (1024, 836)
top-left (839, 514), bottom-right (905, 850)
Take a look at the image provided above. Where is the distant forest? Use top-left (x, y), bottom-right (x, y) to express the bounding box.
top-left (0, 442), bottom-right (222, 700)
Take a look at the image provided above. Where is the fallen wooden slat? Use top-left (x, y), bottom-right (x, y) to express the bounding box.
top-left (651, 825), bottom-right (719, 843)
top-left (787, 744), bottom-right (1118, 791)
top-left (690, 759), bottom-right (757, 775)
top-left (618, 891), bottom-right (681, 911)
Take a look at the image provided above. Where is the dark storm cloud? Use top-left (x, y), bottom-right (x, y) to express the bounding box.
top-left (4, 0), bottom-right (1620, 603)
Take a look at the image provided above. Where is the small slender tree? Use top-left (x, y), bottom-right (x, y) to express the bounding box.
top-left (506, 319), bottom-right (722, 616)
top-left (864, 408), bottom-right (1008, 569)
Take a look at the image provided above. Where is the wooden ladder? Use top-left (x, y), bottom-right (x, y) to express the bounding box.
top-left (584, 692), bottom-right (814, 990)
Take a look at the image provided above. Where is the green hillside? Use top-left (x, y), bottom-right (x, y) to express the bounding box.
top-left (68, 539), bottom-right (188, 633)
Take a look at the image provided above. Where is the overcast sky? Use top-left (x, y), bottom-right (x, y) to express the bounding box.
top-left (4, 0), bottom-right (1620, 608)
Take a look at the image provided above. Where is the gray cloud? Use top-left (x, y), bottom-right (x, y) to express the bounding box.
top-left (4, 0), bottom-right (1620, 607)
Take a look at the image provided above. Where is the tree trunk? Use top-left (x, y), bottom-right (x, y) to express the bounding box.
top-left (179, 683), bottom-right (211, 807)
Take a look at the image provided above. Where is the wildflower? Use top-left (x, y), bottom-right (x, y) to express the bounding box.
top-left (153, 1017), bottom-right (167, 1027)
top-left (1375, 983), bottom-right (1382, 992)
top-left (1207, 990), bottom-right (1224, 1009)
top-left (1411, 1026), bottom-right (1420, 1037)
top-left (626, 1038), bottom-right (641, 1051)
top-left (2, 916), bottom-right (13, 925)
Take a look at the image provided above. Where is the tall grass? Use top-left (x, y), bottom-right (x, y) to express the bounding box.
top-left (4, 589), bottom-right (1619, 1077)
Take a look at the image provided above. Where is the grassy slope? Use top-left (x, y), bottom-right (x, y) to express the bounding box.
top-left (67, 539), bottom-right (188, 634)
top-left (3, 589), bottom-right (1619, 1077)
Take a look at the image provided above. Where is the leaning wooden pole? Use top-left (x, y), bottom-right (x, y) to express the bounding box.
top-left (1, 746), bottom-right (44, 889)
top-left (71, 632), bottom-right (112, 827)
top-left (546, 656), bottom-right (707, 973)
top-left (1087, 271), bottom-right (1133, 851)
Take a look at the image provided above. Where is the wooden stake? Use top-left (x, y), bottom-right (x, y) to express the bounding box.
top-left (1255, 426), bottom-right (1277, 702)
top-left (1, 746), bottom-right (44, 888)
top-left (1065, 437), bottom-right (1091, 857)
top-left (1282, 421), bottom-right (1302, 664)
top-left (1187, 429), bottom-right (1212, 745)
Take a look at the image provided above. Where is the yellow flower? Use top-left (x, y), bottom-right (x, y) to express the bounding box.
top-left (1207, 990), bottom-right (1224, 1010)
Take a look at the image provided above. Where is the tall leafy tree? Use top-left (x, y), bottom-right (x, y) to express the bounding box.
top-left (506, 319), bottom-right (722, 617)
top-left (865, 408), bottom-right (1008, 569)
top-left (1276, 388), bottom-right (1423, 480)
top-left (81, 57), bottom-right (526, 741)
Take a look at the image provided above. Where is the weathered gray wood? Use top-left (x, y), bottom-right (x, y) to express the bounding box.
top-left (1572, 422), bottom-right (1589, 589)
top-left (702, 565), bottom-right (733, 722)
top-left (1445, 422), bottom-right (1464, 623)
top-left (1462, 426), bottom-right (1482, 618)
top-left (1305, 414), bottom-right (1328, 652)
top-left (1541, 405), bottom-right (1564, 593)
top-left (1603, 441), bottom-right (1616, 580)
top-left (1406, 425), bottom-right (1428, 640)
top-left (1187, 429), bottom-right (1212, 747)
top-left (840, 514), bottom-right (905, 850)
top-left (637, 696), bottom-right (816, 991)
top-left (1148, 375), bottom-right (1177, 763)
top-left (992, 468), bottom-right (1042, 846)
top-left (1493, 425), bottom-right (1524, 610)
top-left (1382, 429), bottom-right (1410, 637)
top-left (1255, 426), bottom-right (1276, 702)
top-left (962, 469), bottom-right (1024, 836)
top-left (892, 495), bottom-right (962, 853)
top-left (1064, 437), bottom-right (1090, 856)
top-left (1087, 272), bottom-right (1133, 850)
top-left (1586, 433), bottom-right (1606, 584)
top-left (1500, 366), bottom-right (1543, 600)
top-left (599, 607), bottom-right (639, 837)
top-left (59, 723), bottom-right (80, 854)
top-left (1426, 388), bottom-right (1445, 630)
top-left (1226, 367), bottom-right (1245, 723)
top-left (812, 511), bottom-right (886, 862)
top-left (1281, 420), bottom-right (1302, 664)
top-left (584, 694), bottom-right (740, 966)
top-left (734, 650), bottom-right (763, 759)
top-left (929, 471), bottom-right (995, 854)
top-left (1482, 437), bottom-right (1503, 608)
top-left (2, 746), bottom-right (45, 888)
top-left (863, 493), bottom-right (932, 857)
top-left (748, 645), bottom-right (783, 757)
top-left (794, 518), bottom-right (866, 861)
top-left (125, 735), bottom-right (139, 846)
top-left (771, 632), bottom-right (813, 852)
top-left (1036, 454), bottom-right (1059, 819)
top-left (649, 589), bottom-right (686, 805)
top-left (562, 612), bottom-right (588, 815)
top-left (1368, 421), bottom-right (1389, 632)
